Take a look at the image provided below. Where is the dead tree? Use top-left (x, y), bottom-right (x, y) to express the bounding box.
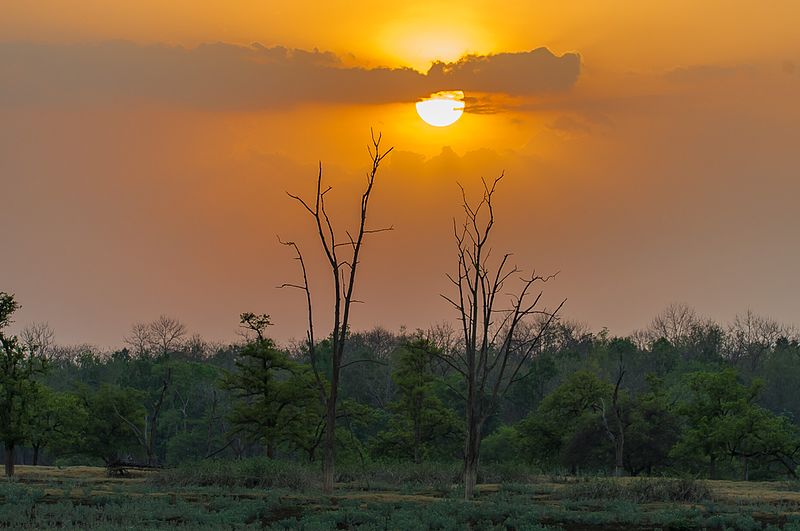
top-left (281, 131), bottom-right (392, 494)
top-left (599, 356), bottom-right (626, 477)
top-left (440, 175), bottom-right (565, 499)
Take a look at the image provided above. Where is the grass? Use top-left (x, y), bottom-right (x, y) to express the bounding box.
top-left (4, 463), bottom-right (800, 529)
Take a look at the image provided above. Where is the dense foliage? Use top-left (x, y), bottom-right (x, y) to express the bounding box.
top-left (2, 294), bottom-right (800, 482)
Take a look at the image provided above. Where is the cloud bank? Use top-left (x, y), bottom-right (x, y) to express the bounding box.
top-left (0, 41), bottom-right (581, 110)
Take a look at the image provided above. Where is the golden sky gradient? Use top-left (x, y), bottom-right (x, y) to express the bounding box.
top-left (2, 1), bottom-right (800, 346)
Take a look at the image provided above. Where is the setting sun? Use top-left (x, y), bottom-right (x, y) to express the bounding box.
top-left (415, 90), bottom-right (466, 127)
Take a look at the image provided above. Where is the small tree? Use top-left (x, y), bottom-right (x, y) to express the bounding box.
top-left (0, 293), bottom-right (47, 476)
top-left (76, 384), bottom-right (146, 464)
top-left (673, 369), bottom-right (800, 479)
top-left (223, 313), bottom-right (320, 458)
top-left (281, 132), bottom-right (392, 494)
top-left (27, 387), bottom-right (86, 465)
top-left (440, 177), bottom-right (564, 498)
top-left (372, 339), bottom-right (463, 463)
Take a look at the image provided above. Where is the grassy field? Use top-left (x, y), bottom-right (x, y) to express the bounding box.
top-left (3, 463), bottom-right (800, 529)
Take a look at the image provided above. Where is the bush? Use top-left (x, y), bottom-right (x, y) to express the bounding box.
top-left (149, 457), bottom-right (316, 491)
top-left (561, 477), bottom-right (712, 503)
top-left (336, 460), bottom-right (462, 492)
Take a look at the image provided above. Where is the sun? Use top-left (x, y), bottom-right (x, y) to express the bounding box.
top-left (416, 91), bottom-right (465, 127)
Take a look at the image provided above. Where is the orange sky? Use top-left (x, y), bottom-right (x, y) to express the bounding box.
top-left (2, 1), bottom-right (800, 347)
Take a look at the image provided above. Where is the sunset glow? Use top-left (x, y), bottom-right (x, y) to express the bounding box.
top-left (1, 0), bottom-right (799, 349)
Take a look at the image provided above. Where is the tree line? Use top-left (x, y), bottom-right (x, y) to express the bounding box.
top-left (2, 293), bottom-right (800, 485)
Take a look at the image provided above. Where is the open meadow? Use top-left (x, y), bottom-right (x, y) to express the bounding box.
top-left (5, 461), bottom-right (800, 530)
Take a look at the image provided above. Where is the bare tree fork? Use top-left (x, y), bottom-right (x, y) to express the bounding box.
top-left (437, 174), bottom-right (565, 499)
top-left (280, 130), bottom-right (393, 494)
top-left (599, 355), bottom-right (626, 477)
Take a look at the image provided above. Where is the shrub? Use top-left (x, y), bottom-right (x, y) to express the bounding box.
top-left (561, 477), bottom-right (711, 503)
top-left (149, 457), bottom-right (316, 491)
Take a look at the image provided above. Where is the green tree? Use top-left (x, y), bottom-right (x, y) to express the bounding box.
top-left (372, 340), bottom-right (463, 463)
top-left (27, 387), bottom-right (87, 465)
top-left (223, 313), bottom-right (321, 458)
top-left (75, 384), bottom-right (147, 464)
top-left (0, 293), bottom-right (47, 476)
top-left (670, 369), bottom-right (797, 479)
top-left (517, 370), bottom-right (611, 473)
top-left (624, 376), bottom-right (680, 475)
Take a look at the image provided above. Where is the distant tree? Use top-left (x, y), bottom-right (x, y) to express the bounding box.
top-left (75, 384), bottom-right (146, 464)
top-left (0, 293), bottom-right (48, 476)
top-left (517, 371), bottom-right (611, 473)
top-left (27, 387), bottom-right (86, 465)
top-left (726, 310), bottom-right (793, 373)
top-left (149, 316), bottom-right (187, 356)
top-left (222, 313), bottom-right (321, 458)
top-left (20, 322), bottom-right (55, 361)
top-left (597, 343), bottom-right (627, 477)
top-left (647, 303), bottom-right (699, 346)
top-left (624, 376), bottom-right (680, 475)
top-left (758, 338), bottom-right (800, 421)
top-left (124, 322), bottom-right (153, 357)
top-left (372, 339), bottom-right (463, 463)
top-left (670, 369), bottom-right (799, 479)
top-left (439, 176), bottom-right (564, 498)
top-left (124, 316), bottom-right (187, 358)
top-left (281, 132), bottom-right (392, 494)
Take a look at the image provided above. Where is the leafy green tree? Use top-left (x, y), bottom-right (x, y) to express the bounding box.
top-left (372, 340), bottom-right (463, 463)
top-left (481, 425), bottom-right (523, 463)
top-left (723, 402), bottom-right (800, 479)
top-left (75, 384), bottom-right (147, 464)
top-left (0, 293), bottom-right (47, 476)
top-left (223, 313), bottom-right (321, 458)
top-left (670, 369), bottom-right (799, 479)
top-left (624, 376), bottom-right (680, 475)
top-left (517, 371), bottom-right (611, 473)
top-left (27, 387), bottom-right (87, 465)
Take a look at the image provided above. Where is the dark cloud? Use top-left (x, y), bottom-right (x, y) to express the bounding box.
top-left (427, 48), bottom-right (581, 94)
top-left (0, 41), bottom-right (580, 110)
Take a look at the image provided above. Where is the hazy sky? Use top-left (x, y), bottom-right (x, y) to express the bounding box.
top-left (2, 1), bottom-right (799, 348)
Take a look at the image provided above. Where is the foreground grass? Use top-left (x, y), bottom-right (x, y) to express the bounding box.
top-left (3, 462), bottom-right (800, 529)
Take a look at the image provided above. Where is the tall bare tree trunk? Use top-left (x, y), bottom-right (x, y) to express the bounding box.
top-left (438, 176), bottom-right (563, 500)
top-left (4, 442), bottom-right (14, 477)
top-left (283, 132), bottom-right (392, 496)
top-left (323, 398), bottom-right (337, 494)
top-left (464, 412), bottom-right (482, 499)
top-left (614, 435), bottom-right (624, 477)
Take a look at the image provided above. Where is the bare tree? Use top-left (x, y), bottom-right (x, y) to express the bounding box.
top-left (124, 322), bottom-right (153, 357)
top-left (440, 175), bottom-right (564, 499)
top-left (726, 309), bottom-right (794, 371)
top-left (598, 355), bottom-right (626, 477)
top-left (149, 315), bottom-right (187, 356)
top-left (281, 131), bottom-right (393, 494)
top-left (647, 302), bottom-right (699, 346)
top-left (20, 322), bottom-right (55, 360)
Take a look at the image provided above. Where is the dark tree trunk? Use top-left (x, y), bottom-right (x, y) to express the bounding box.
top-left (32, 444), bottom-right (40, 466)
top-left (322, 397), bottom-right (336, 494)
top-left (266, 441), bottom-right (275, 459)
top-left (614, 434), bottom-right (625, 477)
top-left (464, 410), bottom-right (482, 499)
top-left (413, 398), bottom-right (422, 465)
top-left (4, 442), bottom-right (14, 477)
